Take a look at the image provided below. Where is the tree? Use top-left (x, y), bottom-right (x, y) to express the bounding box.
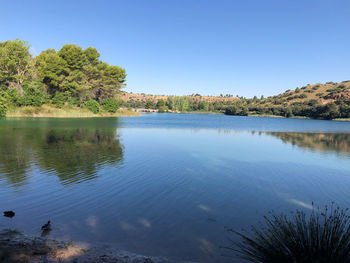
top-left (321, 102), bottom-right (340, 120)
top-left (0, 39), bottom-right (33, 87)
top-left (35, 49), bottom-right (68, 95)
top-left (84, 47), bottom-right (100, 65)
top-left (58, 44), bottom-right (86, 70)
top-left (35, 44), bottom-right (126, 103)
top-left (156, 99), bottom-right (165, 108)
top-left (145, 100), bottom-right (155, 109)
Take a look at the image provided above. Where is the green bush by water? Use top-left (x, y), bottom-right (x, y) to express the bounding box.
top-left (85, 100), bottom-right (100, 114)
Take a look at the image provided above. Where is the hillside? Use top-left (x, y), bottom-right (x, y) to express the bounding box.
top-left (119, 81), bottom-right (350, 120)
top-left (120, 92), bottom-right (238, 104)
top-left (120, 81), bottom-right (350, 106)
top-left (266, 81), bottom-right (350, 105)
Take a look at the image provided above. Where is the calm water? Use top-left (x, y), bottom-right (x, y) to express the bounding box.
top-left (1, 114), bottom-right (350, 262)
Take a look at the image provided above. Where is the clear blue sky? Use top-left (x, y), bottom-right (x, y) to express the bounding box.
top-left (1, 0), bottom-right (349, 97)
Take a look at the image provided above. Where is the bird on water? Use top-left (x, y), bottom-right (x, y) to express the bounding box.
top-left (41, 220), bottom-right (51, 231)
top-left (3, 211), bottom-right (15, 218)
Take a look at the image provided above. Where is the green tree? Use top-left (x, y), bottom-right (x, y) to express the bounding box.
top-left (156, 99), bottom-right (165, 108)
top-left (34, 49), bottom-right (68, 95)
top-left (322, 102), bottom-right (340, 120)
top-left (145, 100), bottom-right (155, 109)
top-left (58, 44), bottom-right (86, 70)
top-left (0, 39), bottom-right (33, 87)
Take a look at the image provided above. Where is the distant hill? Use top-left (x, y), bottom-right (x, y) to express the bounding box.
top-left (267, 81), bottom-right (350, 105)
top-left (120, 92), bottom-right (238, 103)
top-left (119, 81), bottom-right (350, 120)
top-left (120, 80), bottom-right (350, 105)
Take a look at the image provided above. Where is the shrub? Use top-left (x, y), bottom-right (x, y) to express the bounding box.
top-left (305, 90), bottom-right (314, 93)
top-left (22, 81), bottom-right (48, 106)
top-left (0, 92), bottom-right (7, 117)
top-left (67, 97), bottom-right (80, 107)
top-left (145, 100), bottom-right (155, 109)
top-left (101, 98), bottom-right (119, 113)
top-left (84, 99), bottom-right (100, 114)
top-left (22, 106), bottom-right (41, 115)
top-left (158, 105), bottom-right (168, 113)
top-left (52, 92), bottom-right (68, 108)
top-left (224, 205), bottom-right (350, 263)
top-left (225, 105), bottom-right (248, 116)
top-left (156, 99), bottom-right (165, 108)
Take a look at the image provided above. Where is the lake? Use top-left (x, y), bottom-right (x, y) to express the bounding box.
top-left (1, 114), bottom-right (350, 262)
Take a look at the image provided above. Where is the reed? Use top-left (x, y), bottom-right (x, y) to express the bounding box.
top-left (224, 204), bottom-right (350, 263)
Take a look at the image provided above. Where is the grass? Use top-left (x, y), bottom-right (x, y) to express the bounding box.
top-left (6, 105), bottom-right (140, 118)
top-left (223, 204), bottom-right (350, 263)
top-left (334, 118), bottom-right (350, 122)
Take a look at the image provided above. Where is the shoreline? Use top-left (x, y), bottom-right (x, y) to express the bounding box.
top-left (2, 106), bottom-right (350, 122)
top-left (0, 229), bottom-right (190, 263)
top-left (5, 105), bottom-right (140, 118)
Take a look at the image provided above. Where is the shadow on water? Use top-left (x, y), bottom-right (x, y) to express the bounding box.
top-left (0, 118), bottom-right (124, 187)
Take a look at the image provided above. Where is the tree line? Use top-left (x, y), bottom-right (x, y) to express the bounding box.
top-left (0, 39), bottom-right (126, 116)
top-left (124, 95), bottom-right (350, 120)
top-left (1, 39), bottom-right (349, 120)
top-left (224, 97), bottom-right (350, 120)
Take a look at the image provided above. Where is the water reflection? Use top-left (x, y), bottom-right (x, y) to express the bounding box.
top-left (36, 128), bottom-right (123, 184)
top-left (266, 132), bottom-right (350, 156)
top-left (0, 119), bottom-right (123, 187)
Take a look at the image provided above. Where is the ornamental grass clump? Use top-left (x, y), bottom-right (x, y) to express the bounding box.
top-left (224, 205), bottom-right (350, 263)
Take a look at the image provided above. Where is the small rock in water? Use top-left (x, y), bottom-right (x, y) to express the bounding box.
top-left (3, 211), bottom-right (15, 218)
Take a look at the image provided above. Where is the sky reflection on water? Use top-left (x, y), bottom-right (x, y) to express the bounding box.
top-left (0, 114), bottom-right (350, 262)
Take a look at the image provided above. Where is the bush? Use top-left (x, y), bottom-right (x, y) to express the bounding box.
top-left (101, 98), bottom-right (119, 113)
top-left (67, 97), bottom-right (80, 107)
top-left (224, 205), bottom-right (350, 263)
top-left (225, 105), bottom-right (248, 116)
top-left (145, 100), bottom-right (155, 109)
top-left (84, 99), bottom-right (100, 114)
top-left (52, 92), bottom-right (68, 108)
top-left (158, 105), bottom-right (168, 113)
top-left (156, 99), bottom-right (165, 108)
top-left (0, 93), bottom-right (8, 117)
top-left (22, 81), bottom-right (48, 106)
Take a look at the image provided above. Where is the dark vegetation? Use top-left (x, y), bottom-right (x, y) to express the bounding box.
top-left (0, 39), bottom-right (126, 116)
top-left (224, 205), bottom-right (350, 263)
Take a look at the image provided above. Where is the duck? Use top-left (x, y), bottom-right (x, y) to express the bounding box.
top-left (3, 211), bottom-right (15, 218)
top-left (41, 220), bottom-right (51, 231)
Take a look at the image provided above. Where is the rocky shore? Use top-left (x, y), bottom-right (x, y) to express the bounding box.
top-left (0, 229), bottom-right (187, 263)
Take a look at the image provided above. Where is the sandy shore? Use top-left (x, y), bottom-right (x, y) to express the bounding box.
top-left (0, 229), bottom-right (191, 263)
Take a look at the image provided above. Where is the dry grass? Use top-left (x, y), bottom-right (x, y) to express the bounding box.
top-left (6, 105), bottom-right (140, 118)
